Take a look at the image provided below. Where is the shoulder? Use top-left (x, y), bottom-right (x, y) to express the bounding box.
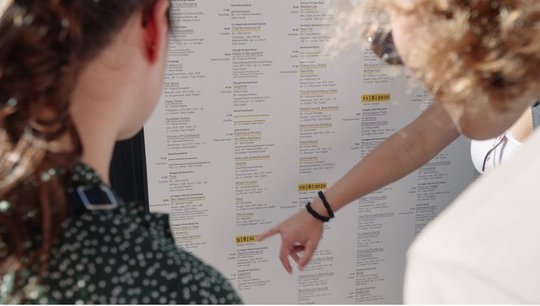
top-left (44, 203), bottom-right (241, 304)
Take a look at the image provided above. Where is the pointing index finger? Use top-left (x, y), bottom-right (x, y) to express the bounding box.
top-left (256, 227), bottom-right (279, 241)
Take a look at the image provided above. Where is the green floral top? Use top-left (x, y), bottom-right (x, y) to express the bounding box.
top-left (7, 163), bottom-right (242, 304)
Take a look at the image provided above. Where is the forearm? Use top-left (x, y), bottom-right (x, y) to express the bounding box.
top-left (311, 102), bottom-right (460, 214)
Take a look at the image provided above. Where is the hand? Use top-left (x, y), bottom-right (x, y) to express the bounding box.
top-left (257, 210), bottom-right (324, 274)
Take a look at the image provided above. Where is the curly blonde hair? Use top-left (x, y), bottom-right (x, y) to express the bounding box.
top-left (327, 0), bottom-right (540, 127)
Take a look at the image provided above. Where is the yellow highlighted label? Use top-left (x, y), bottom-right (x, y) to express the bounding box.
top-left (236, 235), bottom-right (258, 244)
top-left (362, 94), bottom-right (391, 103)
top-left (298, 182), bottom-right (327, 192)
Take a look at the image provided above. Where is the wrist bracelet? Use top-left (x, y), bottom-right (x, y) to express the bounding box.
top-left (317, 191), bottom-right (335, 218)
top-left (305, 202), bottom-right (330, 222)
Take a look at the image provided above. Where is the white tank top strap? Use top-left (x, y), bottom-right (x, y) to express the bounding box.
top-left (470, 132), bottom-right (522, 174)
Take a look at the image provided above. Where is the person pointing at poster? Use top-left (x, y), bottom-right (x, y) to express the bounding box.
top-left (260, 1), bottom-right (540, 302)
top-left (259, 90), bottom-right (535, 273)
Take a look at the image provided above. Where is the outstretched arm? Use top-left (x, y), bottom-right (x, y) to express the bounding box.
top-left (258, 102), bottom-right (460, 273)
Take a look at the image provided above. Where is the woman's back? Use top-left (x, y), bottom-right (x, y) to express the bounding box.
top-left (2, 163), bottom-right (241, 304)
top-left (0, 1), bottom-right (242, 302)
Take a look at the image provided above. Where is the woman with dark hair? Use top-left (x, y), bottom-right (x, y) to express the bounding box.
top-left (0, 0), bottom-right (241, 303)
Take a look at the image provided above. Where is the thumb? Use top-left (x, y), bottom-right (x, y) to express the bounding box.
top-left (298, 239), bottom-right (318, 270)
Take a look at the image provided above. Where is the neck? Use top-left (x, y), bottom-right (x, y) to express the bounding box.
top-left (78, 125), bottom-right (117, 185)
top-left (68, 34), bottom-right (143, 185)
top-left (70, 94), bottom-right (126, 185)
top-left (73, 113), bottom-right (119, 185)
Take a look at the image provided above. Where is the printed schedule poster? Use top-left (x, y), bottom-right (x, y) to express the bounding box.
top-left (143, 0), bottom-right (475, 304)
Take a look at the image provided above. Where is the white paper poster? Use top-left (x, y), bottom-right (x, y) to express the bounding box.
top-left (143, 0), bottom-right (475, 303)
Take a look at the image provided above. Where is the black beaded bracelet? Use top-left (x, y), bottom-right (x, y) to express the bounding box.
top-left (305, 202), bottom-right (330, 222)
top-left (317, 191), bottom-right (335, 218)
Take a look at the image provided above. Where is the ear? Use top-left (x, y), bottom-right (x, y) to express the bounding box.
top-left (142, 0), bottom-right (170, 63)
